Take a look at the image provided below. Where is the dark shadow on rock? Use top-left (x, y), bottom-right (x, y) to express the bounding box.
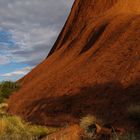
top-left (25, 80), bottom-right (140, 127)
top-left (80, 23), bottom-right (108, 54)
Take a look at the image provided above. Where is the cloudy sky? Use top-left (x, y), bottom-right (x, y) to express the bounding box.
top-left (0, 0), bottom-right (74, 81)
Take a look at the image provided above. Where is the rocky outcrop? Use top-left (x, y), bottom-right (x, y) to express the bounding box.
top-left (8, 0), bottom-right (140, 128)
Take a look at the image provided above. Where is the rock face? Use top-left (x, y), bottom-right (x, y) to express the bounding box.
top-left (42, 125), bottom-right (83, 140)
top-left (8, 0), bottom-right (140, 127)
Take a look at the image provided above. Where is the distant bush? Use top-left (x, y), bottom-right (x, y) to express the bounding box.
top-left (127, 104), bottom-right (140, 121)
top-left (0, 81), bottom-right (20, 103)
top-left (0, 92), bottom-right (5, 103)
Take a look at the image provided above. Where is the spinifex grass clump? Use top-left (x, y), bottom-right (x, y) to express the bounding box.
top-left (80, 115), bottom-right (103, 139)
top-left (0, 116), bottom-right (33, 140)
top-left (80, 115), bottom-right (102, 130)
top-left (0, 114), bottom-right (57, 140)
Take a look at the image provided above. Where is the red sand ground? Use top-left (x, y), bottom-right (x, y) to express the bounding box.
top-left (8, 0), bottom-right (140, 129)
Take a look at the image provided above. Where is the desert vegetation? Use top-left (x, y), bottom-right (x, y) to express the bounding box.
top-left (0, 81), bottom-right (20, 103)
top-left (80, 115), bottom-right (140, 140)
top-left (0, 114), bottom-right (57, 140)
top-left (0, 81), bottom-right (58, 140)
top-left (0, 112), bottom-right (57, 140)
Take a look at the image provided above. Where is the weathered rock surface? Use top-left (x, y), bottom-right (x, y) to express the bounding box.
top-left (8, 0), bottom-right (140, 128)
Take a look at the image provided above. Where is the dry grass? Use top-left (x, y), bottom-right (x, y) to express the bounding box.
top-left (80, 115), bottom-right (103, 140)
top-left (0, 115), bottom-right (58, 140)
top-left (80, 115), bottom-right (102, 130)
top-left (0, 103), bottom-right (58, 140)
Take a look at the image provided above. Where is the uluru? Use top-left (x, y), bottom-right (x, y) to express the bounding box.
top-left (7, 0), bottom-right (140, 139)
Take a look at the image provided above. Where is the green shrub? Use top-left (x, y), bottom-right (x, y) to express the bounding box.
top-left (0, 81), bottom-right (20, 99)
top-left (0, 81), bottom-right (20, 103)
top-left (0, 96), bottom-right (4, 104)
top-left (127, 104), bottom-right (140, 121)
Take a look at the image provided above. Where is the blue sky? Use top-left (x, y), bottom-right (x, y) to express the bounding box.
top-left (0, 0), bottom-right (74, 81)
top-left (0, 29), bottom-right (15, 47)
top-left (0, 62), bottom-right (29, 81)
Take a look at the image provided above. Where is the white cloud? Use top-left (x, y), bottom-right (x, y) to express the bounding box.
top-left (0, 66), bottom-right (34, 77)
top-left (0, 0), bottom-right (74, 66)
top-left (0, 54), bottom-right (10, 65)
